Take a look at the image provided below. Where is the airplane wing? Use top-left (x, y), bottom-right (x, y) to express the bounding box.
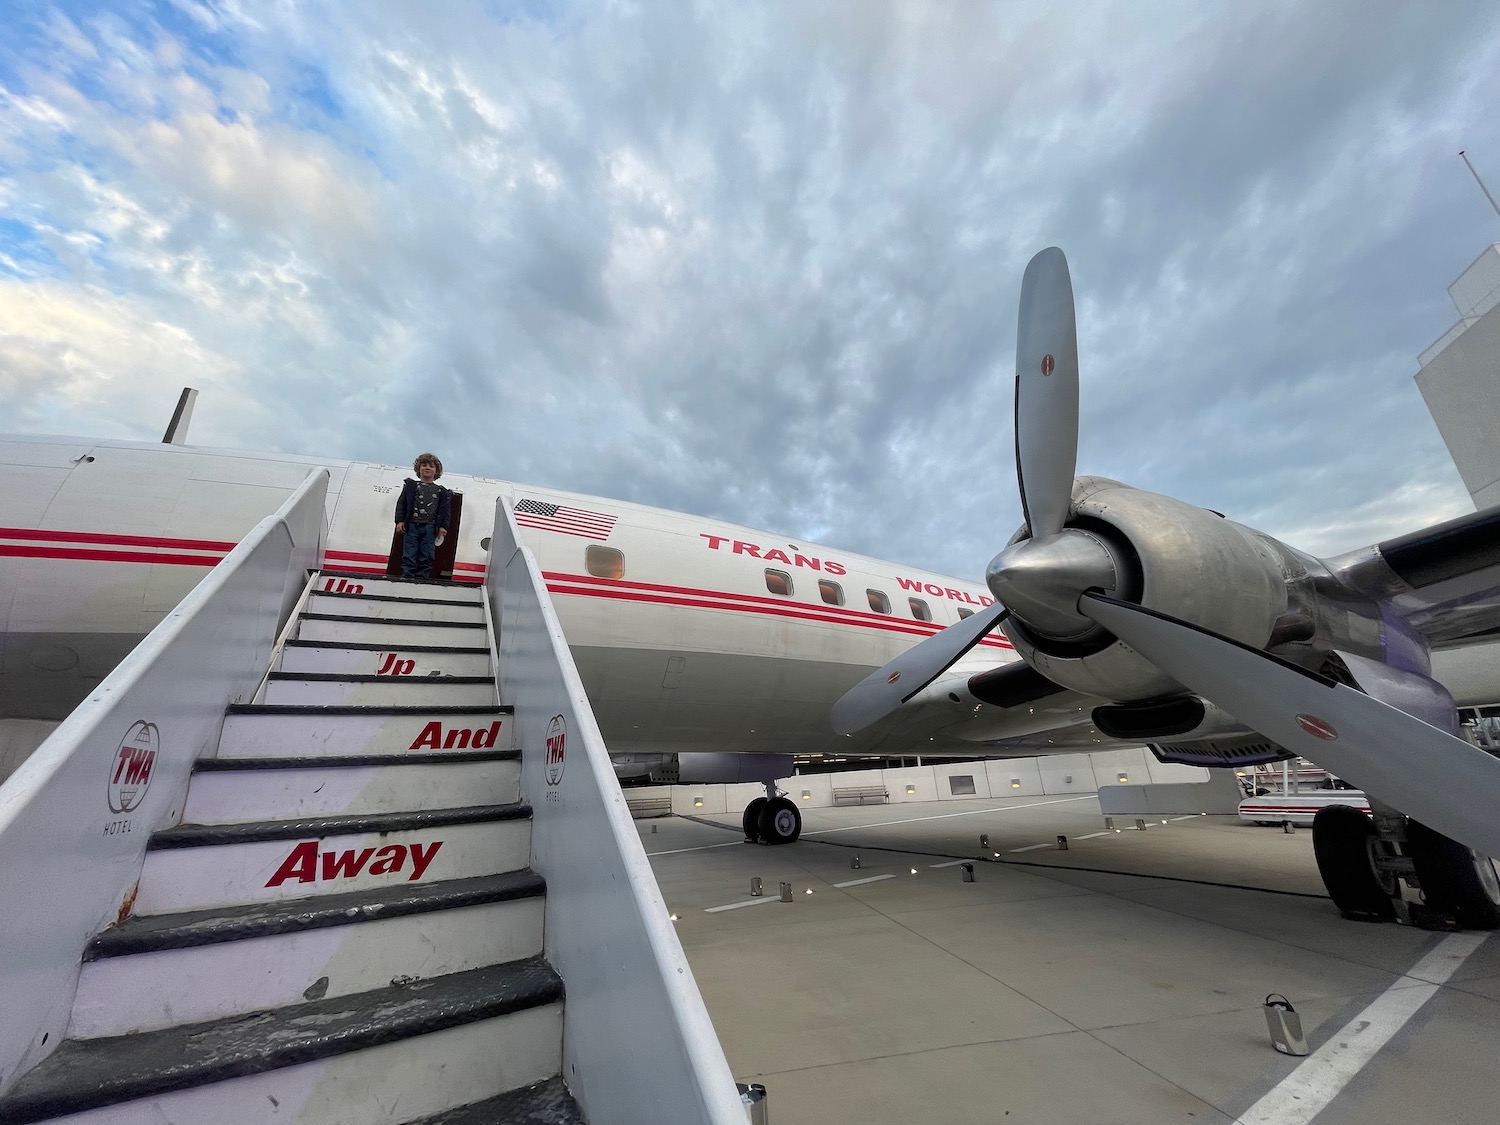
top-left (1328, 505), bottom-right (1500, 647)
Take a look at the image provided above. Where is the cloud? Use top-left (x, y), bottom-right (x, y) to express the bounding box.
top-left (0, 0), bottom-right (1495, 580)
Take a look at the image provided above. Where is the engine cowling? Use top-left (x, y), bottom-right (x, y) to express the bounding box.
top-left (999, 476), bottom-right (1288, 702)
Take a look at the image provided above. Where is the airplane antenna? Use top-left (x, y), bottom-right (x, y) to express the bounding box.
top-left (162, 387), bottom-right (199, 445)
top-left (1459, 150), bottom-right (1500, 222)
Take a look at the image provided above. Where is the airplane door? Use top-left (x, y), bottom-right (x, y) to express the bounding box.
top-left (382, 490), bottom-right (463, 578)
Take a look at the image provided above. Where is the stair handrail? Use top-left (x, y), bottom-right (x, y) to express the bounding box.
top-left (489, 498), bottom-right (748, 1125)
top-left (0, 467), bottom-right (329, 1093)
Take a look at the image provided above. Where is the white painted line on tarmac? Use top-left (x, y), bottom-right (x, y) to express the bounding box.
top-left (1008, 842), bottom-right (1056, 853)
top-left (834, 874), bottom-right (897, 888)
top-left (704, 896), bottom-right (781, 913)
top-left (1170, 815), bottom-right (1199, 822)
top-left (1074, 831), bottom-right (1109, 840)
top-left (1234, 932), bottom-right (1488, 1125)
top-left (802, 795), bottom-right (1098, 835)
top-left (929, 859), bottom-right (970, 868)
top-left (647, 841), bottom-right (746, 857)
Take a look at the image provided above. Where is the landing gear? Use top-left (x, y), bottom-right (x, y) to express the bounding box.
top-left (1406, 820), bottom-right (1500, 930)
top-left (742, 797), bottom-right (767, 843)
top-left (741, 785), bottom-right (801, 845)
top-left (1312, 804), bottom-right (1395, 922)
top-left (758, 796), bottom-right (802, 845)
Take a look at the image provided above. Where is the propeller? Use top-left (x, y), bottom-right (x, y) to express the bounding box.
top-left (833, 245), bottom-right (1097, 733)
top-left (1080, 592), bottom-right (1500, 859)
top-left (831, 602), bottom-right (1009, 735)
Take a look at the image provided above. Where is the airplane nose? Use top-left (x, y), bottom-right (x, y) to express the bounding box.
top-left (986, 529), bottom-right (1119, 640)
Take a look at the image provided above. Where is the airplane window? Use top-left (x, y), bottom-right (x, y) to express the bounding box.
top-left (909, 598), bottom-right (932, 622)
top-left (818, 579), bottom-right (844, 606)
top-left (586, 545), bottom-right (624, 580)
top-left (957, 607), bottom-right (975, 620)
top-left (765, 569), bottom-right (793, 596)
top-left (867, 589), bottom-right (891, 614)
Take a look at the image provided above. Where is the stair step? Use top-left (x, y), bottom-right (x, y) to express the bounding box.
top-left (297, 614), bottom-right (487, 646)
top-left (218, 706), bottom-right (511, 758)
top-left (74, 872), bottom-right (547, 1038)
top-left (306, 593), bottom-right (484, 624)
top-left (183, 753), bottom-right (521, 822)
top-left (0, 959), bottom-right (564, 1125)
top-left (409, 1077), bottom-right (586, 1125)
top-left (260, 672), bottom-right (496, 707)
top-left (314, 572), bottom-right (485, 602)
top-left (277, 640), bottom-right (491, 677)
top-left (136, 805), bottom-right (533, 913)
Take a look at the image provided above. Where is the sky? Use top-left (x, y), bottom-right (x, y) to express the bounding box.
top-left (1, 1), bottom-right (1498, 581)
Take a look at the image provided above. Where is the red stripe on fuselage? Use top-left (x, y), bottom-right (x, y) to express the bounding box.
top-left (0, 527), bottom-right (237, 552)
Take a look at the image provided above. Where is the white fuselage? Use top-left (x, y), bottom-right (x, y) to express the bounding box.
top-left (0, 434), bottom-right (1015, 759)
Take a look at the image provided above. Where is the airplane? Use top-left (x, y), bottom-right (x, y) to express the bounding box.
top-left (3, 247), bottom-right (1500, 931)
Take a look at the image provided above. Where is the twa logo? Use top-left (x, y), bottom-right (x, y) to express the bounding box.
top-left (375, 652), bottom-right (416, 676)
top-left (108, 721), bottom-right (159, 813)
top-left (545, 715), bottom-right (566, 787)
top-left (265, 840), bottom-right (443, 887)
top-left (410, 720), bottom-right (503, 750)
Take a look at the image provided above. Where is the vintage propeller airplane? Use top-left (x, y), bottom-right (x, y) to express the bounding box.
top-left (3, 247), bottom-right (1498, 927)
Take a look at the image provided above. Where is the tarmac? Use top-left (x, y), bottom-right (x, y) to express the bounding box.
top-left (641, 793), bottom-right (1500, 1125)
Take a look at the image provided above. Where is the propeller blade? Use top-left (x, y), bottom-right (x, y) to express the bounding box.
top-left (1014, 246), bottom-right (1080, 539)
top-left (832, 602), bottom-right (1010, 735)
top-left (1080, 592), bottom-right (1500, 858)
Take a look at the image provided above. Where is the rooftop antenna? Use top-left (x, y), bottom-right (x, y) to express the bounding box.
top-left (162, 387), bottom-right (198, 444)
top-left (1459, 150), bottom-right (1500, 221)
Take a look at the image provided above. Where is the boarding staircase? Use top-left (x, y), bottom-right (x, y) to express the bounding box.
top-left (0, 573), bottom-right (586, 1123)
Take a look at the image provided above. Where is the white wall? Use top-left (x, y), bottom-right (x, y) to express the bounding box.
top-left (490, 501), bottom-right (747, 1125)
top-left (0, 470), bottom-right (327, 1094)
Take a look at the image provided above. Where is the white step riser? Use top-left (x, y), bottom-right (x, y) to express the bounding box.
top-left (297, 617), bottom-right (486, 646)
top-left (260, 678), bottom-right (496, 707)
top-left (218, 711), bottom-right (511, 759)
top-left (136, 819), bottom-right (531, 913)
top-left (183, 760), bottom-right (521, 823)
top-left (314, 575), bottom-right (484, 602)
top-left (43, 1004), bottom-right (562, 1125)
top-left (306, 594), bottom-right (484, 624)
top-left (71, 897), bottom-right (545, 1039)
top-left (276, 646), bottom-right (492, 677)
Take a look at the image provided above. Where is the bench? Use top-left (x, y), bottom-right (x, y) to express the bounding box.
top-left (832, 785), bottom-right (889, 806)
top-left (625, 796), bottom-right (673, 819)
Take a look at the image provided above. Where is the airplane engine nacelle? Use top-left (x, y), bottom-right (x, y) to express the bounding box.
top-left (1000, 476), bottom-right (1288, 702)
top-left (676, 753), bottom-right (796, 785)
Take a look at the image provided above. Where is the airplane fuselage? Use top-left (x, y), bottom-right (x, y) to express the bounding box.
top-left (0, 434), bottom-right (1017, 759)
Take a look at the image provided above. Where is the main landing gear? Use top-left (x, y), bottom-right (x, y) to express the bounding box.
top-left (1313, 801), bottom-right (1500, 930)
top-left (742, 782), bottom-right (801, 846)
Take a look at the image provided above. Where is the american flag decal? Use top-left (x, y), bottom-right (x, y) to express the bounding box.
top-left (514, 499), bottom-right (618, 540)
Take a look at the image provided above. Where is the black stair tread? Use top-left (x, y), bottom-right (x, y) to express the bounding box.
top-left (283, 639), bottom-right (491, 653)
top-left (195, 749), bottom-right (520, 771)
top-left (411, 1077), bottom-right (586, 1125)
top-left (310, 591), bottom-right (484, 608)
top-left (317, 569), bottom-right (471, 586)
top-left (299, 612), bottom-right (485, 627)
top-left (265, 671), bottom-right (494, 684)
top-left (149, 803), bottom-right (531, 849)
top-left (226, 703), bottom-right (509, 716)
top-left (87, 870), bottom-right (546, 959)
top-left (0, 958), bottom-right (563, 1124)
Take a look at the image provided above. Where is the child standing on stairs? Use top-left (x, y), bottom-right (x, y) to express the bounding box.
top-left (394, 452), bottom-right (452, 579)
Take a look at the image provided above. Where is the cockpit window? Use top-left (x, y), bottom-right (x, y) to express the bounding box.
top-left (867, 589), bottom-right (891, 614)
top-left (765, 569), bottom-right (793, 596)
top-left (586, 545), bottom-right (624, 579)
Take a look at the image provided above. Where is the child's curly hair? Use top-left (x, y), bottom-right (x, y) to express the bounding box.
top-left (413, 453), bottom-right (443, 479)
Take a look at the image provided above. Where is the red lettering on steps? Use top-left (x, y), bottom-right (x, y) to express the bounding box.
top-left (265, 840), bottom-right (444, 887)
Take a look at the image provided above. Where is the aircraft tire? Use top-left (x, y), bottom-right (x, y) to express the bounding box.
top-left (1312, 805), bottom-right (1395, 922)
top-left (743, 797), bottom-right (767, 843)
top-left (1407, 819), bottom-right (1500, 930)
top-left (757, 797), bottom-right (801, 845)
